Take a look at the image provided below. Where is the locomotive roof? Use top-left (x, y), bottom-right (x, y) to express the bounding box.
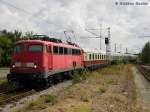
top-left (15, 39), bottom-right (82, 50)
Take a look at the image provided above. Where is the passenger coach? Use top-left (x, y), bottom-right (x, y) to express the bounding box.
top-left (83, 49), bottom-right (108, 69)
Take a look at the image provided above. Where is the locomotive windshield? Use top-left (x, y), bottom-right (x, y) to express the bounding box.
top-left (13, 44), bottom-right (23, 53)
top-left (28, 44), bottom-right (43, 52)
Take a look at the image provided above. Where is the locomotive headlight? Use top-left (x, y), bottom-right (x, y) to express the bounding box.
top-left (12, 64), bottom-right (15, 68)
top-left (34, 64), bottom-right (37, 69)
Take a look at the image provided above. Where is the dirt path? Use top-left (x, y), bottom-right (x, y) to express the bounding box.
top-left (132, 66), bottom-right (150, 106)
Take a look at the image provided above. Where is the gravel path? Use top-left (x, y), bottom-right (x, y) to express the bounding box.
top-left (132, 66), bottom-right (150, 106)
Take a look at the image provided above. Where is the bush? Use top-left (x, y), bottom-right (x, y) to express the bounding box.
top-left (41, 94), bottom-right (57, 104)
top-left (140, 41), bottom-right (150, 64)
top-left (111, 60), bottom-right (119, 65)
top-left (72, 68), bottom-right (89, 84)
top-left (29, 98), bottom-right (40, 107)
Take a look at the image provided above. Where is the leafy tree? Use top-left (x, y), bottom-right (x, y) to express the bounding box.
top-left (140, 42), bottom-right (150, 64)
top-left (0, 31), bottom-right (14, 66)
top-left (14, 30), bottom-right (22, 41)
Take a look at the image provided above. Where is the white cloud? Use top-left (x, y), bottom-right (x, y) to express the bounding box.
top-left (0, 0), bottom-right (150, 53)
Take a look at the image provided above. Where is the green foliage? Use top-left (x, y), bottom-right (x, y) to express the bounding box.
top-left (29, 98), bottom-right (40, 107)
top-left (28, 98), bottom-right (48, 110)
top-left (72, 68), bottom-right (89, 84)
top-left (140, 42), bottom-right (150, 64)
top-left (111, 59), bottom-right (128, 65)
top-left (111, 60), bottom-right (119, 65)
top-left (41, 94), bottom-right (57, 104)
top-left (0, 30), bottom-right (15, 66)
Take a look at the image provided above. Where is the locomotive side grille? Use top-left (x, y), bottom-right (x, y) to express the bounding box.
top-left (26, 62), bottom-right (34, 67)
top-left (14, 62), bottom-right (21, 67)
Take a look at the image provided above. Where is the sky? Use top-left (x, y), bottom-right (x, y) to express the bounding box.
top-left (0, 0), bottom-right (150, 54)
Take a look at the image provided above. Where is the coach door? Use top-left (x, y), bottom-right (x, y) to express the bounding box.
top-left (46, 45), bottom-right (52, 70)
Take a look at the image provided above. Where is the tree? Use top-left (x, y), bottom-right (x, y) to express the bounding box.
top-left (141, 42), bottom-right (150, 64)
top-left (0, 29), bottom-right (17, 66)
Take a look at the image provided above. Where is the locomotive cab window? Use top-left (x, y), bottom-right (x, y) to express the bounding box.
top-left (14, 44), bottom-right (23, 53)
top-left (28, 44), bottom-right (43, 52)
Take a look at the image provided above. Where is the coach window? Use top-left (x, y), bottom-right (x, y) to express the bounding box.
top-left (53, 46), bottom-right (59, 54)
top-left (93, 54), bottom-right (94, 60)
top-left (28, 44), bottom-right (43, 52)
top-left (59, 47), bottom-right (63, 54)
top-left (64, 48), bottom-right (67, 55)
top-left (89, 54), bottom-right (91, 60)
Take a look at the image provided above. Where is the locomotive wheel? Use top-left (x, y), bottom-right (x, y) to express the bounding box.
top-left (58, 73), bottom-right (63, 82)
top-left (40, 79), bottom-right (49, 88)
top-left (48, 75), bottom-right (53, 86)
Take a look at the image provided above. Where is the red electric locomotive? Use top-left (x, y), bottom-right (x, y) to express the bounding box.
top-left (7, 35), bottom-right (83, 86)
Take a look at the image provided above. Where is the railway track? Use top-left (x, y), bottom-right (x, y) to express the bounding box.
top-left (0, 89), bottom-right (36, 105)
top-left (136, 65), bottom-right (150, 82)
top-left (0, 82), bottom-right (36, 106)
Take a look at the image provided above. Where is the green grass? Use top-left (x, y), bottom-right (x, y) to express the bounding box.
top-left (0, 67), bottom-right (9, 70)
top-left (99, 85), bottom-right (107, 94)
top-left (65, 104), bottom-right (90, 112)
top-left (41, 94), bottom-right (57, 104)
top-left (72, 68), bottom-right (89, 84)
top-left (27, 98), bottom-right (48, 110)
top-left (0, 77), bottom-right (7, 84)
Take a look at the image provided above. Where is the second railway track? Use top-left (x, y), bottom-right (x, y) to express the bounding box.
top-left (0, 83), bottom-right (36, 106)
top-left (136, 65), bottom-right (150, 82)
